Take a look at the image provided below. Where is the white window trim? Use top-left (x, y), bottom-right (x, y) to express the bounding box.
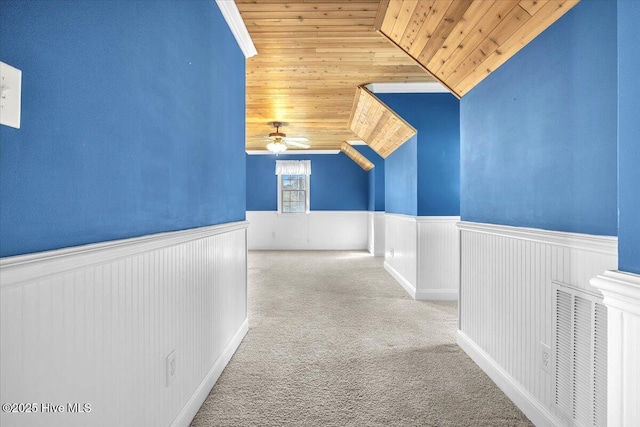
top-left (277, 174), bottom-right (310, 214)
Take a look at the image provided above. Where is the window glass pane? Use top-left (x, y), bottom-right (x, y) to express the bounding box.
top-left (280, 174), bottom-right (308, 213)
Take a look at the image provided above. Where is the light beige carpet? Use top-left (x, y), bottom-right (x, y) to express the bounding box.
top-left (190, 251), bottom-right (533, 427)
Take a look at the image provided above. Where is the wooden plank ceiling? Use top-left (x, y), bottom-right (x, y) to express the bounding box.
top-left (238, 0), bottom-right (578, 152)
top-left (340, 142), bottom-right (375, 171)
top-left (375, 0), bottom-right (580, 98)
top-left (348, 86), bottom-right (416, 158)
top-left (237, 0), bottom-right (434, 151)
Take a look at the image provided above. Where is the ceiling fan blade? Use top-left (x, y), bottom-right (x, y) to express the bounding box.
top-left (284, 137), bottom-right (309, 143)
top-left (286, 140), bottom-right (310, 149)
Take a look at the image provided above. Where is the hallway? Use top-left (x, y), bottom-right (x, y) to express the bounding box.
top-left (190, 251), bottom-right (532, 426)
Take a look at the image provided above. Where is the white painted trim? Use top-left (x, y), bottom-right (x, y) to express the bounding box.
top-left (246, 150), bottom-right (340, 155)
top-left (366, 82), bottom-right (450, 93)
top-left (215, 0), bottom-right (257, 58)
top-left (171, 318), bottom-right (248, 427)
top-left (384, 212), bottom-right (417, 223)
top-left (247, 211), bottom-right (368, 250)
top-left (591, 270), bottom-right (640, 315)
top-left (384, 260), bottom-right (416, 298)
top-left (370, 211), bottom-right (385, 257)
top-left (0, 221), bottom-right (248, 288)
top-left (416, 216), bottom-right (461, 223)
top-left (590, 269), bottom-right (640, 427)
top-left (457, 330), bottom-right (560, 427)
top-left (457, 221), bottom-right (617, 255)
top-left (416, 289), bottom-right (458, 301)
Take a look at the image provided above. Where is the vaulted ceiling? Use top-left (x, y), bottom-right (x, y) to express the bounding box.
top-left (237, 0), bottom-right (579, 153)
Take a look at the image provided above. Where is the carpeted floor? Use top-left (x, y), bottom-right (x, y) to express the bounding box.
top-left (190, 251), bottom-right (533, 427)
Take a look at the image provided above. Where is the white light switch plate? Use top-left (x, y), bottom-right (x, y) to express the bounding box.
top-left (0, 61), bottom-right (22, 129)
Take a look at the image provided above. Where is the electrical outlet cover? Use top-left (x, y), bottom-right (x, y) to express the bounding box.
top-left (540, 342), bottom-right (551, 374)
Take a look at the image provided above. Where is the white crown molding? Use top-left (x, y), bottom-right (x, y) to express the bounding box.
top-left (246, 150), bottom-right (340, 155)
top-left (215, 0), bottom-right (257, 58)
top-left (457, 221), bottom-right (618, 256)
top-left (365, 82), bottom-right (450, 94)
top-left (346, 140), bottom-right (367, 145)
top-left (0, 221), bottom-right (249, 288)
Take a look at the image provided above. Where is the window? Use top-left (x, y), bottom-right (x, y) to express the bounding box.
top-left (281, 174), bottom-right (308, 213)
top-left (276, 160), bottom-right (311, 213)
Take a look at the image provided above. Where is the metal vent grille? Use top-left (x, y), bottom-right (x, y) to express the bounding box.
top-left (553, 283), bottom-right (607, 426)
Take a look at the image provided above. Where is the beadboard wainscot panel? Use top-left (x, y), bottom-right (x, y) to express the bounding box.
top-left (456, 221), bottom-right (617, 427)
top-left (416, 216), bottom-right (460, 301)
top-left (384, 214), bottom-right (417, 298)
top-left (0, 222), bottom-right (248, 427)
top-left (368, 211), bottom-right (386, 257)
top-left (246, 211), bottom-right (368, 250)
top-left (591, 270), bottom-right (640, 427)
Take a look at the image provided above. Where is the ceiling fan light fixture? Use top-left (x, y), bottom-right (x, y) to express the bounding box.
top-left (267, 139), bottom-right (287, 153)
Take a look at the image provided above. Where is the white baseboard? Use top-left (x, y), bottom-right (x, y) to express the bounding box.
top-left (416, 289), bottom-right (458, 301)
top-left (171, 318), bottom-right (249, 427)
top-left (384, 260), bottom-right (416, 298)
top-left (456, 330), bottom-right (560, 427)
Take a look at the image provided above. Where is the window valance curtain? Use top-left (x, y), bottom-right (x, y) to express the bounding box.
top-left (275, 160), bottom-right (311, 176)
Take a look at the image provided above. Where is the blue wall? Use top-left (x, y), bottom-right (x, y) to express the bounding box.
top-left (0, 1), bottom-right (247, 257)
top-left (378, 93), bottom-right (460, 216)
top-left (354, 145), bottom-right (385, 211)
top-left (618, 0), bottom-right (640, 274)
top-left (460, 0), bottom-right (617, 236)
top-left (246, 154), bottom-right (368, 211)
top-left (385, 136), bottom-right (418, 216)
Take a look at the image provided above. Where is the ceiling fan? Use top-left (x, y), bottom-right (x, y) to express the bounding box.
top-left (265, 121), bottom-right (310, 153)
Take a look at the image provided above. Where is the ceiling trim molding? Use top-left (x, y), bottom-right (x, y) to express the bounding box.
top-left (215, 0), bottom-right (257, 58)
top-left (365, 82), bottom-right (450, 94)
top-left (246, 150), bottom-right (340, 156)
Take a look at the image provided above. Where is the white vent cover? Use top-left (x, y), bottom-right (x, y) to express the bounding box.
top-left (553, 282), bottom-right (607, 426)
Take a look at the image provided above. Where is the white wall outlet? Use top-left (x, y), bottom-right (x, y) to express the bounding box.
top-left (390, 248), bottom-right (394, 257)
top-left (0, 62), bottom-right (22, 129)
top-left (540, 342), bottom-right (551, 374)
top-left (166, 350), bottom-right (176, 386)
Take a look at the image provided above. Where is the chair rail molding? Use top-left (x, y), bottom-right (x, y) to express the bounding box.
top-left (590, 270), bottom-right (640, 427)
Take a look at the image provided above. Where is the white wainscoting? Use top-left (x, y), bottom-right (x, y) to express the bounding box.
top-left (384, 214), bottom-right (459, 301)
top-left (368, 211), bottom-right (385, 256)
top-left (591, 270), bottom-right (640, 427)
top-left (246, 211), bottom-right (368, 250)
top-left (0, 222), bottom-right (248, 427)
top-left (416, 217), bottom-right (460, 300)
top-left (457, 221), bottom-right (617, 426)
top-left (384, 214), bottom-right (417, 297)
